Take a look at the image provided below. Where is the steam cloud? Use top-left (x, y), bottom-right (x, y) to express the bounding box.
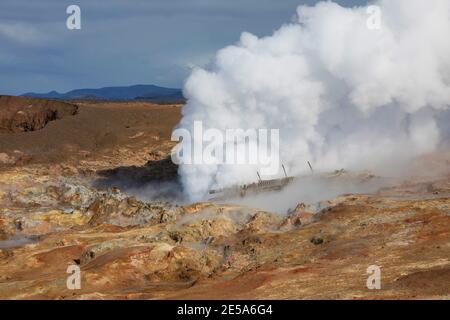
top-left (175, 0), bottom-right (450, 201)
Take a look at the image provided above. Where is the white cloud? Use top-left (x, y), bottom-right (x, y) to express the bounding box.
top-left (0, 23), bottom-right (46, 45)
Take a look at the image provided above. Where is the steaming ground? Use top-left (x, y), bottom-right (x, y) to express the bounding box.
top-left (1, 99), bottom-right (449, 299)
top-left (217, 172), bottom-right (398, 215)
top-left (175, 0), bottom-right (450, 201)
top-left (122, 167), bottom-right (405, 215)
top-left (124, 171), bottom-right (395, 214)
top-left (117, 164), bottom-right (442, 215)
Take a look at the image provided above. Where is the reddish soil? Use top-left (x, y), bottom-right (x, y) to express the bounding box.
top-left (0, 99), bottom-right (181, 166)
top-left (0, 98), bottom-right (448, 300)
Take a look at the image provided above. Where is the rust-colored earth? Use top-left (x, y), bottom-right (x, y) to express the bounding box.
top-left (0, 97), bottom-right (448, 300)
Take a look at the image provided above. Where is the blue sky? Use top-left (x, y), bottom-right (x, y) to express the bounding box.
top-left (0, 0), bottom-right (367, 95)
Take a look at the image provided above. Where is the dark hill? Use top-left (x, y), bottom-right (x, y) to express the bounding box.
top-left (23, 84), bottom-right (184, 103)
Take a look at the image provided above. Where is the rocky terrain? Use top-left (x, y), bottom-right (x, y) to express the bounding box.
top-left (0, 99), bottom-right (449, 299)
top-left (0, 95), bottom-right (78, 134)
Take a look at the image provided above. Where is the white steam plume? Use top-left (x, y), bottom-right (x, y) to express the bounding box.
top-left (175, 0), bottom-right (450, 201)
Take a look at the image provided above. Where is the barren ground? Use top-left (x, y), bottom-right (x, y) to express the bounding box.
top-left (0, 98), bottom-right (448, 300)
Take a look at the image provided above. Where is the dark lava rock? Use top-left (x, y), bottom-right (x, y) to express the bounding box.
top-left (310, 237), bottom-right (324, 245)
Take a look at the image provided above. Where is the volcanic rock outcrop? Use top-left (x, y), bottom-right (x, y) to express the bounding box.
top-left (0, 95), bottom-right (78, 133)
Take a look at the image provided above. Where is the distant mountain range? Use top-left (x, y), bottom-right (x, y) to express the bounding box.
top-left (23, 84), bottom-right (184, 103)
